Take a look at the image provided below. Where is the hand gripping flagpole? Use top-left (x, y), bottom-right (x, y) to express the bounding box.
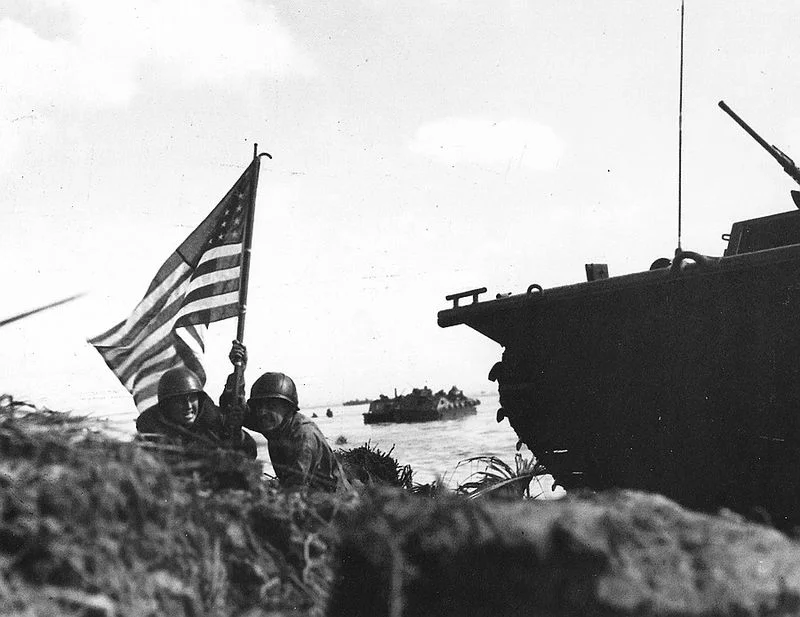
top-left (233, 143), bottom-right (272, 395)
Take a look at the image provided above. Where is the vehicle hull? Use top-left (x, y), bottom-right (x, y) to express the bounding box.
top-left (439, 244), bottom-right (800, 527)
top-left (363, 404), bottom-right (478, 424)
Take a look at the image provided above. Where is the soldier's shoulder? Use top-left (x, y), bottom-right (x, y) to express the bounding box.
top-left (135, 405), bottom-right (164, 433)
top-left (297, 416), bottom-right (332, 449)
top-left (195, 393), bottom-right (223, 426)
top-left (296, 413), bottom-right (323, 432)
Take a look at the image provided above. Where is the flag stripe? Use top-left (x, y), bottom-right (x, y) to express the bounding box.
top-left (89, 318), bottom-right (126, 346)
top-left (180, 323), bottom-right (207, 352)
top-left (133, 354), bottom-right (180, 396)
top-left (120, 337), bottom-right (176, 387)
top-left (100, 279), bottom-right (193, 365)
top-left (175, 293), bottom-right (241, 328)
top-left (92, 219), bottom-right (244, 352)
top-left (189, 265), bottom-right (241, 290)
top-left (193, 255), bottom-right (242, 280)
top-left (126, 255), bottom-right (191, 330)
top-left (174, 326), bottom-right (207, 382)
top-left (175, 291), bottom-right (241, 328)
top-left (99, 265), bottom-right (236, 367)
top-left (196, 243), bottom-right (242, 266)
top-left (176, 305), bottom-right (241, 329)
top-left (143, 252), bottom-right (189, 296)
top-left (134, 393), bottom-right (158, 414)
top-left (110, 284), bottom-right (238, 382)
top-left (183, 278), bottom-right (240, 307)
top-left (133, 327), bottom-right (207, 398)
top-left (90, 263), bottom-right (193, 347)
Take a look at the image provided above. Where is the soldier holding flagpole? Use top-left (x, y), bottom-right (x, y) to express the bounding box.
top-left (90, 145), bottom-right (271, 456)
top-left (135, 341), bottom-right (256, 457)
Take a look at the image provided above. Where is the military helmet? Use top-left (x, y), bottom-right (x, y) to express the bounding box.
top-left (249, 372), bottom-right (299, 410)
top-left (157, 367), bottom-right (202, 402)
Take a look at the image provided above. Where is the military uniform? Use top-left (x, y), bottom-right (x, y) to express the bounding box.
top-left (136, 387), bottom-right (257, 459)
top-left (264, 412), bottom-right (342, 491)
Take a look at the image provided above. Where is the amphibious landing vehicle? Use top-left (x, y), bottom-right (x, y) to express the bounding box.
top-left (363, 386), bottom-right (479, 424)
top-left (438, 103), bottom-right (800, 528)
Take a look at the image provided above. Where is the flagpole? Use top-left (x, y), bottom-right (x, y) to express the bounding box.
top-left (233, 144), bottom-right (271, 389)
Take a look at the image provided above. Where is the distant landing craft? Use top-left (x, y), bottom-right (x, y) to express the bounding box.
top-left (363, 386), bottom-right (479, 424)
top-left (342, 398), bottom-right (371, 406)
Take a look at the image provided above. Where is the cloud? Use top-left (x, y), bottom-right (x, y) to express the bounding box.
top-left (0, 18), bottom-right (137, 111)
top-left (122, 0), bottom-right (316, 87)
top-left (409, 117), bottom-right (564, 172)
top-left (0, 0), bottom-right (313, 170)
top-left (0, 0), bottom-right (313, 110)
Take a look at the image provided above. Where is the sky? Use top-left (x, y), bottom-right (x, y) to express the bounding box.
top-left (3, 0), bottom-right (800, 416)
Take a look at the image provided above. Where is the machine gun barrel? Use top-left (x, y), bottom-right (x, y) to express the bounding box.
top-left (718, 101), bottom-right (774, 155)
top-left (718, 100), bottom-right (800, 189)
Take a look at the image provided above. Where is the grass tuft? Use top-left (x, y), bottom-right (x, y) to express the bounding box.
top-left (455, 453), bottom-right (549, 500)
top-left (336, 441), bottom-right (413, 489)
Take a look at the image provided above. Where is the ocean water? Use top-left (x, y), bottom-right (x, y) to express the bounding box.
top-left (302, 394), bottom-right (519, 486)
top-left (90, 392), bottom-right (563, 495)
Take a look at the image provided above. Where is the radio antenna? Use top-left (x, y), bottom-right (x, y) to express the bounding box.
top-left (677, 0), bottom-right (685, 251)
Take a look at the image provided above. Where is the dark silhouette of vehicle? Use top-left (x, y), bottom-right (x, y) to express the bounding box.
top-left (363, 386), bottom-right (479, 424)
top-left (438, 104), bottom-right (800, 529)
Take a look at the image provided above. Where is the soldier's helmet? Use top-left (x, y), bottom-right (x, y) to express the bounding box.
top-left (249, 372), bottom-right (299, 410)
top-left (157, 367), bottom-right (203, 403)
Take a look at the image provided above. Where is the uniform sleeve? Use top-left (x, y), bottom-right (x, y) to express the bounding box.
top-left (279, 434), bottom-right (318, 488)
top-left (195, 395), bottom-right (224, 428)
top-left (219, 371), bottom-right (246, 410)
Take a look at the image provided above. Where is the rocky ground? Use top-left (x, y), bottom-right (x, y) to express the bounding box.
top-left (3, 398), bottom-right (800, 617)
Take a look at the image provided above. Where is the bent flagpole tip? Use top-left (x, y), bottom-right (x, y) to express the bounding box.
top-left (252, 143), bottom-right (273, 160)
top-left (253, 143), bottom-right (272, 159)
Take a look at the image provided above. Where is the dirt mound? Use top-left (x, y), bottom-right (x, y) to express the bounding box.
top-left (7, 399), bottom-right (800, 616)
top-left (0, 400), bottom-right (354, 616)
top-left (329, 487), bottom-right (800, 617)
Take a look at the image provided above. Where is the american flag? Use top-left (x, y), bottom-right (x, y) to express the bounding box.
top-left (89, 161), bottom-right (258, 414)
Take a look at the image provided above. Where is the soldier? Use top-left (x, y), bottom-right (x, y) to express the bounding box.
top-left (136, 342), bottom-right (257, 459)
top-left (244, 372), bottom-right (343, 491)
